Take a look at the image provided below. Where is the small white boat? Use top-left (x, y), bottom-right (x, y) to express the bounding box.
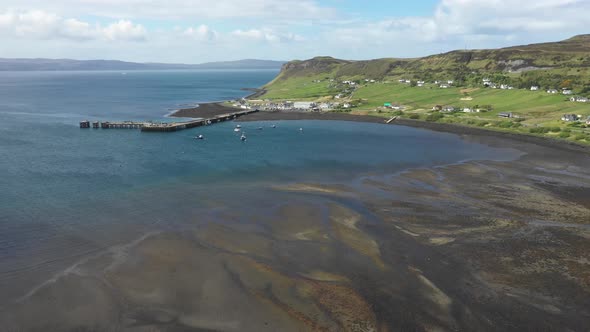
top-left (257, 127), bottom-right (263, 130)
top-left (271, 124), bottom-right (276, 128)
top-left (195, 134), bottom-right (204, 140)
top-left (240, 133), bottom-right (247, 141)
top-left (235, 124), bottom-right (242, 129)
top-left (206, 120), bottom-right (212, 125)
top-left (234, 128), bottom-right (241, 132)
top-left (299, 128), bottom-right (304, 132)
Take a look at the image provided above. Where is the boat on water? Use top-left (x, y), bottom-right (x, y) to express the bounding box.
top-left (299, 127), bottom-right (304, 132)
top-left (195, 134), bottom-right (204, 140)
top-left (271, 124), bottom-right (276, 128)
top-left (234, 128), bottom-right (241, 132)
top-left (240, 133), bottom-right (247, 141)
top-left (206, 120), bottom-right (212, 125)
top-left (235, 124), bottom-right (241, 129)
top-left (257, 127), bottom-right (263, 130)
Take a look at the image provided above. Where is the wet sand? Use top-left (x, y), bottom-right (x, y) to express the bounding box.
top-left (2, 117), bottom-right (590, 331)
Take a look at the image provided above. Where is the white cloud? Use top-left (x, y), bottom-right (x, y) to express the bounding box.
top-left (232, 28), bottom-right (304, 43)
top-left (0, 10), bottom-right (147, 41)
top-left (323, 0), bottom-right (590, 57)
top-left (183, 25), bottom-right (217, 41)
top-left (1, 0), bottom-right (590, 63)
top-left (102, 20), bottom-right (146, 41)
top-left (0, 0), bottom-right (335, 21)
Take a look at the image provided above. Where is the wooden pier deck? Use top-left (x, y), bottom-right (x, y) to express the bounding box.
top-left (80, 109), bottom-right (258, 132)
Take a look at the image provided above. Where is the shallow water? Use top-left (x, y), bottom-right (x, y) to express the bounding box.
top-left (0, 70), bottom-right (521, 318)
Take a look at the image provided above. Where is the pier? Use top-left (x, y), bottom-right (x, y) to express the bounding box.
top-left (80, 109), bottom-right (258, 132)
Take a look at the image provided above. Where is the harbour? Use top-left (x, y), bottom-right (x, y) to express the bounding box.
top-left (79, 109), bottom-right (259, 132)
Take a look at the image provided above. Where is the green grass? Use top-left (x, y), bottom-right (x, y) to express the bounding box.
top-left (261, 75), bottom-right (339, 100)
top-left (261, 81), bottom-right (590, 144)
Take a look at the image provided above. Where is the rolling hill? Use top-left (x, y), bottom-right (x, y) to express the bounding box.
top-left (265, 34), bottom-right (590, 94)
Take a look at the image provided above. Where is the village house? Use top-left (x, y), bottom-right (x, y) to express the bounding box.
top-left (547, 89), bottom-right (559, 94)
top-left (562, 89), bottom-right (573, 95)
top-left (342, 103), bottom-right (352, 109)
top-left (498, 112), bottom-right (513, 118)
top-left (441, 106), bottom-right (455, 112)
top-left (318, 102), bottom-right (333, 110)
top-left (530, 86), bottom-right (540, 91)
top-left (432, 105), bottom-right (442, 111)
top-left (500, 84), bottom-right (514, 90)
top-left (293, 101), bottom-right (315, 110)
top-left (561, 114), bottom-right (579, 122)
top-left (447, 80), bottom-right (454, 85)
top-left (392, 104), bottom-right (404, 110)
top-left (440, 84), bottom-right (450, 89)
top-left (463, 108), bottom-right (475, 113)
top-left (570, 96), bottom-right (589, 103)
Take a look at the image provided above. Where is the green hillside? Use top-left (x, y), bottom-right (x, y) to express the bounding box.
top-left (265, 35), bottom-right (590, 93)
top-left (256, 35), bottom-right (590, 144)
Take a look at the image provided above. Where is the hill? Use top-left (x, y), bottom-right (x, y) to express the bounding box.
top-left (255, 35), bottom-right (590, 145)
top-left (0, 58), bottom-right (285, 71)
top-left (265, 35), bottom-right (590, 96)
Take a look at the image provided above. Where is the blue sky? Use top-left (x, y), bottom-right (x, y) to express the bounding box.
top-left (0, 0), bottom-right (589, 63)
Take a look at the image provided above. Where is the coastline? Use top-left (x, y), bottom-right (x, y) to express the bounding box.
top-left (170, 103), bottom-right (590, 154)
top-left (235, 110), bottom-right (590, 154)
top-left (169, 102), bottom-right (242, 119)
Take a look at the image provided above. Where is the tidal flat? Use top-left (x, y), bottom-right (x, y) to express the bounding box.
top-left (3, 132), bottom-right (589, 332)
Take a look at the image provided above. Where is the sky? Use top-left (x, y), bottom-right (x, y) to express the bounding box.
top-left (0, 0), bottom-right (589, 63)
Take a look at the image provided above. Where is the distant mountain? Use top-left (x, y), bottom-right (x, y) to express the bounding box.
top-left (0, 58), bottom-right (285, 71)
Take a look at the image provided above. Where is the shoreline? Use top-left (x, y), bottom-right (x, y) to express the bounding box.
top-left (170, 103), bottom-right (590, 154)
top-left (234, 110), bottom-right (590, 154)
top-left (169, 102), bottom-right (242, 119)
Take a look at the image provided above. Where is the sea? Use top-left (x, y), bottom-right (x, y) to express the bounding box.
top-left (0, 69), bottom-right (518, 307)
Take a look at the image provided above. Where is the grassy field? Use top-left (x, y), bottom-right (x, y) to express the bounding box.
top-left (260, 80), bottom-right (590, 144)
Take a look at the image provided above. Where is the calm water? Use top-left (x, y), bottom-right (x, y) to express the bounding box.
top-left (0, 70), bottom-right (518, 304)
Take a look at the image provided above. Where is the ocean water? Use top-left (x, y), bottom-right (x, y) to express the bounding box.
top-left (0, 70), bottom-right (518, 306)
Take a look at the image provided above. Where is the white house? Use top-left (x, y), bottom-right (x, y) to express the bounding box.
top-left (447, 80), bottom-right (454, 85)
top-left (483, 78), bottom-right (491, 83)
top-left (463, 108), bottom-right (474, 113)
top-left (571, 96), bottom-right (589, 103)
top-left (500, 84), bottom-right (512, 90)
top-left (442, 106), bottom-right (455, 112)
top-left (547, 89), bottom-right (558, 94)
top-left (342, 103), bottom-right (352, 108)
top-left (561, 114), bottom-right (579, 122)
top-left (294, 101), bottom-right (314, 109)
top-left (530, 86), bottom-right (539, 91)
top-left (417, 83), bottom-right (424, 87)
top-left (440, 84), bottom-right (450, 89)
top-left (562, 89), bottom-right (573, 95)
